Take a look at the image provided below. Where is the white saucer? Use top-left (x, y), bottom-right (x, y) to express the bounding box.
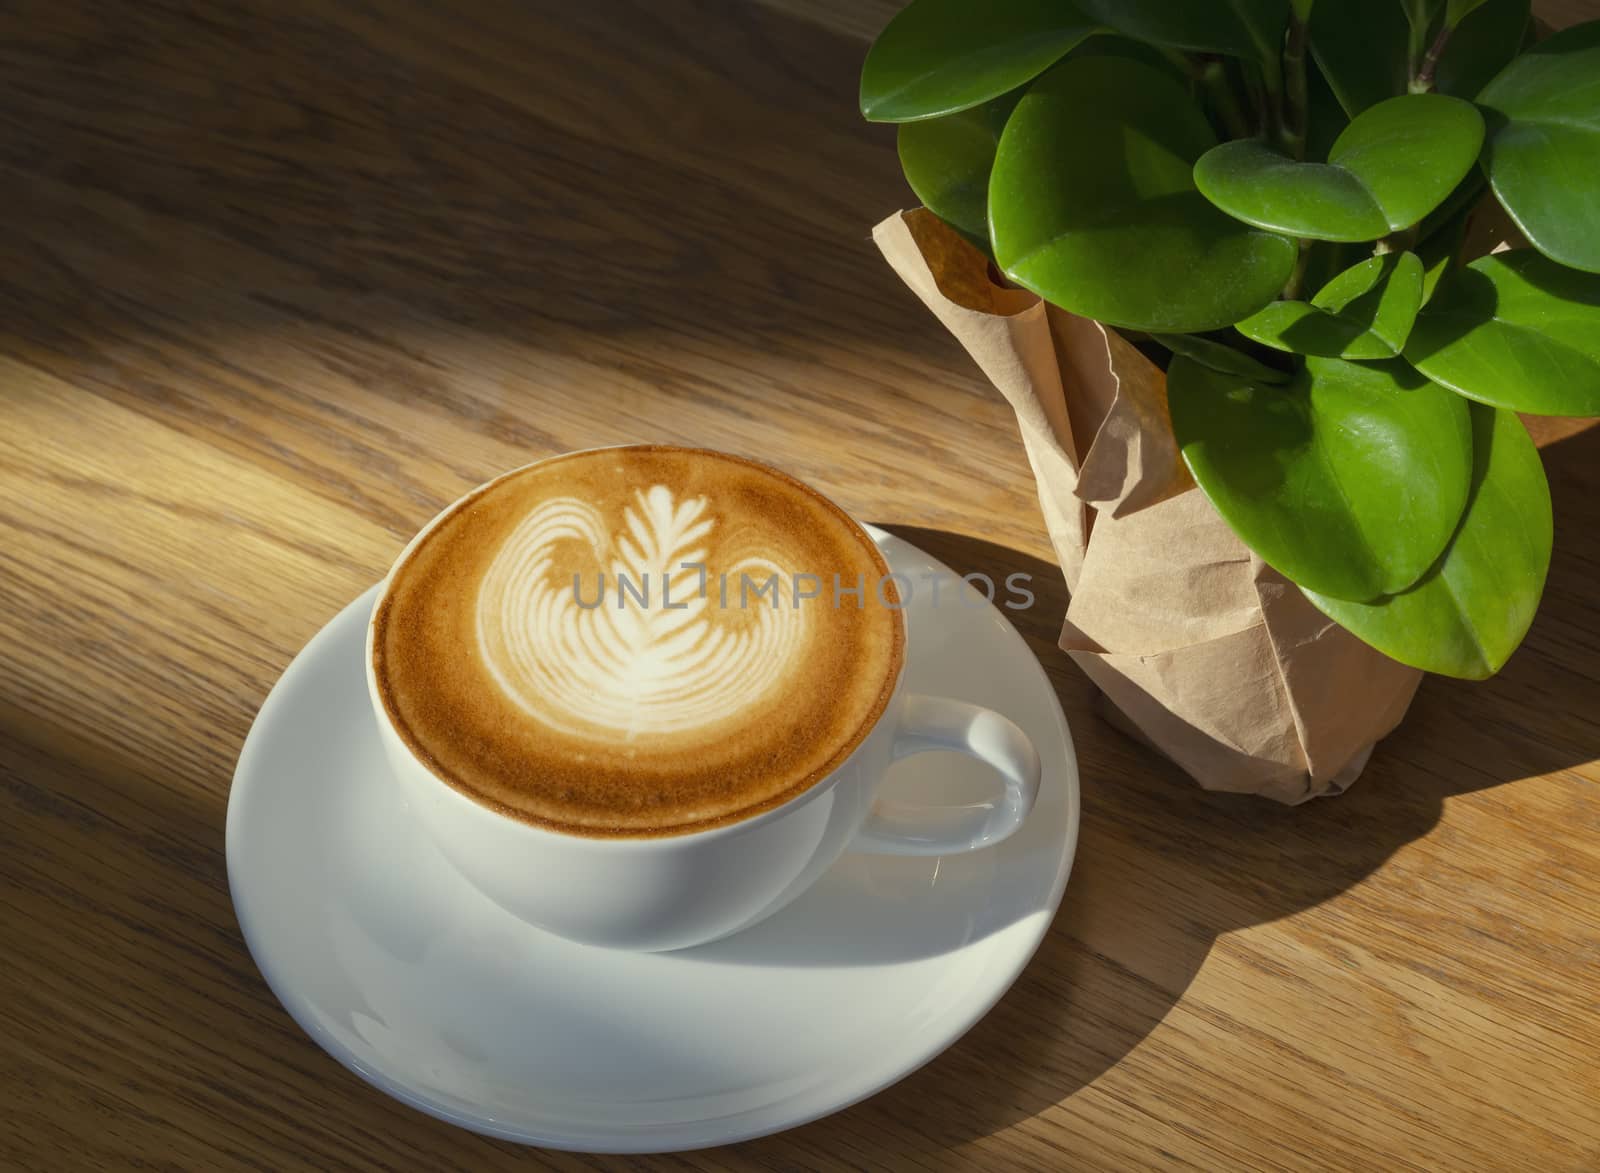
top-left (227, 528), bottom-right (1080, 1153)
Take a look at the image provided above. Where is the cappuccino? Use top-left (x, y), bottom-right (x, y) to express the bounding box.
top-left (371, 446), bottom-right (905, 837)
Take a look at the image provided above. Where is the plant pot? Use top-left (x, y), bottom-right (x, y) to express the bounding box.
top-left (875, 208), bottom-right (1422, 803)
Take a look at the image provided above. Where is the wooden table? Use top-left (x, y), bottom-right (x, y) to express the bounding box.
top-left (3, 2), bottom-right (1596, 1169)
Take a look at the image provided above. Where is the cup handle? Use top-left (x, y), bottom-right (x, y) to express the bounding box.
top-left (851, 694), bottom-right (1042, 856)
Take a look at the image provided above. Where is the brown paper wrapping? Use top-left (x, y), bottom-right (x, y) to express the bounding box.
top-left (875, 209), bottom-right (1422, 803)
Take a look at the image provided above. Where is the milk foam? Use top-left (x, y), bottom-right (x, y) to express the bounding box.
top-left (475, 485), bottom-right (810, 741)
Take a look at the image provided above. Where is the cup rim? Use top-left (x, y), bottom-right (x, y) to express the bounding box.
top-left (364, 444), bottom-right (908, 848)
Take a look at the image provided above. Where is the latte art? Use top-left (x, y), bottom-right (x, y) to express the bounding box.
top-left (475, 486), bottom-right (809, 740)
top-left (371, 446), bottom-right (904, 837)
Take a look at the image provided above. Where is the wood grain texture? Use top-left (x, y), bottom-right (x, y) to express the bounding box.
top-left (1, 1), bottom-right (1596, 1169)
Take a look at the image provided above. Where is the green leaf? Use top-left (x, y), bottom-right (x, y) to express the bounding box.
top-left (1066, 33), bottom-right (1193, 82)
top-left (1414, 168), bottom-right (1486, 244)
top-left (1446, 0), bottom-right (1492, 25)
top-left (1476, 20), bottom-right (1600, 273)
top-left (1169, 354), bottom-right (1473, 601)
top-left (1311, 0), bottom-right (1528, 116)
top-left (1076, 0), bottom-right (1288, 61)
top-left (1301, 240), bottom-right (1361, 297)
top-left (1305, 56), bottom-right (1351, 164)
top-left (897, 92), bottom-right (1021, 245)
top-left (1311, 250), bottom-right (1425, 348)
top-left (1432, 0), bottom-right (1529, 99)
top-left (1314, 250), bottom-right (1401, 305)
top-left (860, 0), bottom-right (1100, 122)
top-left (1236, 252), bottom-right (1425, 358)
top-left (1193, 94), bottom-right (1484, 241)
top-left (1304, 404), bottom-right (1551, 678)
top-left (1310, 0), bottom-right (1410, 117)
top-left (1152, 333), bottom-right (1291, 383)
top-left (1416, 197), bottom-right (1473, 303)
top-left (989, 56), bottom-right (1296, 332)
top-left (1405, 249), bottom-right (1600, 415)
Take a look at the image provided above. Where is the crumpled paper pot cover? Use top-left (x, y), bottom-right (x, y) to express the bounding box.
top-left (874, 208), bottom-right (1422, 803)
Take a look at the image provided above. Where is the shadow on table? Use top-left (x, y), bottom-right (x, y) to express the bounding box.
top-left (736, 422), bottom-right (1600, 1159)
top-left (5, 434), bottom-right (1592, 1170)
top-left (0, 0), bottom-right (937, 402)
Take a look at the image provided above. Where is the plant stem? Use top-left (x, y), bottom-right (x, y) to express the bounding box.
top-left (1283, 238), bottom-right (1313, 300)
top-left (1240, 60), bottom-right (1269, 137)
top-left (1200, 58), bottom-right (1253, 140)
top-left (1375, 224), bottom-right (1421, 255)
top-left (1272, 0), bottom-right (1317, 304)
top-left (1404, 0), bottom-right (1433, 74)
top-left (1410, 23), bottom-right (1455, 92)
top-left (1155, 45), bottom-right (1195, 83)
top-left (1281, 4), bottom-right (1312, 159)
top-left (1259, 50), bottom-right (1286, 146)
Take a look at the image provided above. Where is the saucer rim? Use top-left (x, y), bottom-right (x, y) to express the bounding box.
top-left (226, 527), bottom-right (1081, 1153)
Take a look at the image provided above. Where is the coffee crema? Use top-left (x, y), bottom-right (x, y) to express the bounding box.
top-left (371, 446), bottom-right (905, 837)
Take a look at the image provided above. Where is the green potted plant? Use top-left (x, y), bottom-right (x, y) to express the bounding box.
top-left (861, 0), bottom-right (1600, 799)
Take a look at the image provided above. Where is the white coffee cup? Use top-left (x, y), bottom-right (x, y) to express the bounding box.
top-left (366, 481), bottom-right (1042, 953)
